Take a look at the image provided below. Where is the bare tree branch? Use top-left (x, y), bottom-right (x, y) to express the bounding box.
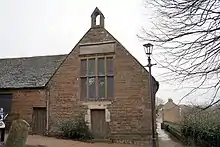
top-left (141, 0), bottom-right (220, 108)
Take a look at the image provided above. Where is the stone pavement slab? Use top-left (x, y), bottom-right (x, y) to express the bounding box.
top-left (159, 140), bottom-right (185, 147)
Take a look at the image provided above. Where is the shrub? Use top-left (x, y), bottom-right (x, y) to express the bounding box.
top-left (59, 117), bottom-right (93, 140)
top-left (180, 108), bottom-right (220, 146)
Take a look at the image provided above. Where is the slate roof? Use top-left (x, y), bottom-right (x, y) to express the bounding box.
top-left (0, 53), bottom-right (159, 90)
top-left (0, 54), bottom-right (67, 89)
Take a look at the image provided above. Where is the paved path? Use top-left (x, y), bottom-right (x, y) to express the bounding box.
top-left (157, 118), bottom-right (186, 147)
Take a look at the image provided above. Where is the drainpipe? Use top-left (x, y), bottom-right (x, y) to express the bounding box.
top-left (46, 87), bottom-right (49, 135)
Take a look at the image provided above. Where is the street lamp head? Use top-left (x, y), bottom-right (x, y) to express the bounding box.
top-left (143, 43), bottom-right (154, 56)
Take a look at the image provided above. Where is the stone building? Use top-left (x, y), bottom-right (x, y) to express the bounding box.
top-left (162, 99), bottom-right (180, 123)
top-left (0, 7), bottom-right (159, 143)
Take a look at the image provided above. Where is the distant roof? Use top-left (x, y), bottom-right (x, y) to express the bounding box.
top-left (0, 54), bottom-right (66, 89)
top-left (163, 99), bottom-right (179, 110)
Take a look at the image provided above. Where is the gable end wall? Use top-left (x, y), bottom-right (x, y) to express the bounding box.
top-left (47, 27), bottom-right (153, 143)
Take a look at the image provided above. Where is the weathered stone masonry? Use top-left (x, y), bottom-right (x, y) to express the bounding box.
top-left (47, 8), bottom-right (158, 143)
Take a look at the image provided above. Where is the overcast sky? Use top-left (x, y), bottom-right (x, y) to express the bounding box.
top-left (0, 0), bottom-right (204, 104)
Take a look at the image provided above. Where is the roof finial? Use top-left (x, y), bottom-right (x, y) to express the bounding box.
top-left (91, 7), bottom-right (105, 28)
top-left (168, 98), bottom-right (173, 102)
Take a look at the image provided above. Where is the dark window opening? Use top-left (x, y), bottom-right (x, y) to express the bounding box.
top-left (80, 57), bottom-right (114, 100)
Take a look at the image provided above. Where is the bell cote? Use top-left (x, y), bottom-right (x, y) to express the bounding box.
top-left (91, 7), bottom-right (105, 28)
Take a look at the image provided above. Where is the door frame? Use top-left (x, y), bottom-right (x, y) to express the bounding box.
top-left (90, 109), bottom-right (107, 138)
top-left (83, 101), bottom-right (111, 130)
top-left (0, 93), bottom-right (13, 115)
top-left (32, 107), bottom-right (47, 135)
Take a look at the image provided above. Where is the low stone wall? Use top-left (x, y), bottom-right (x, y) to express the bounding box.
top-left (161, 122), bottom-right (214, 147)
top-left (161, 122), bottom-right (182, 141)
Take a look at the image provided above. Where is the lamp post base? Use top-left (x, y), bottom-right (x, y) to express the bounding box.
top-left (152, 137), bottom-right (157, 147)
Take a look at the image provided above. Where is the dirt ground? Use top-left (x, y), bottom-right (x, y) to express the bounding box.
top-left (1, 119), bottom-right (189, 147)
top-left (1, 134), bottom-right (190, 147)
top-left (9, 135), bottom-right (138, 147)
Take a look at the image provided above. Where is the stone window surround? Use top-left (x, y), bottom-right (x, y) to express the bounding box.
top-left (80, 54), bottom-right (114, 100)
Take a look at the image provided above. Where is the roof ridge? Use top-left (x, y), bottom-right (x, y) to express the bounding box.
top-left (0, 53), bottom-right (66, 89)
top-left (0, 54), bottom-right (67, 60)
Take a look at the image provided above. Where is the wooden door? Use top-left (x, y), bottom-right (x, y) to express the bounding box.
top-left (32, 107), bottom-right (46, 135)
top-left (91, 109), bottom-right (106, 138)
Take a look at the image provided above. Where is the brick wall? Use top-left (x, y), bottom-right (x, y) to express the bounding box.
top-left (47, 27), bottom-right (153, 142)
top-left (6, 89), bottom-right (46, 129)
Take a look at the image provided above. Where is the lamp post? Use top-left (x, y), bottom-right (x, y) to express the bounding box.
top-left (143, 43), bottom-right (156, 147)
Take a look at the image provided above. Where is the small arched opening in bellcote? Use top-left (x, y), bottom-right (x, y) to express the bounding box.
top-left (91, 7), bottom-right (105, 28)
top-left (95, 14), bottom-right (101, 25)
